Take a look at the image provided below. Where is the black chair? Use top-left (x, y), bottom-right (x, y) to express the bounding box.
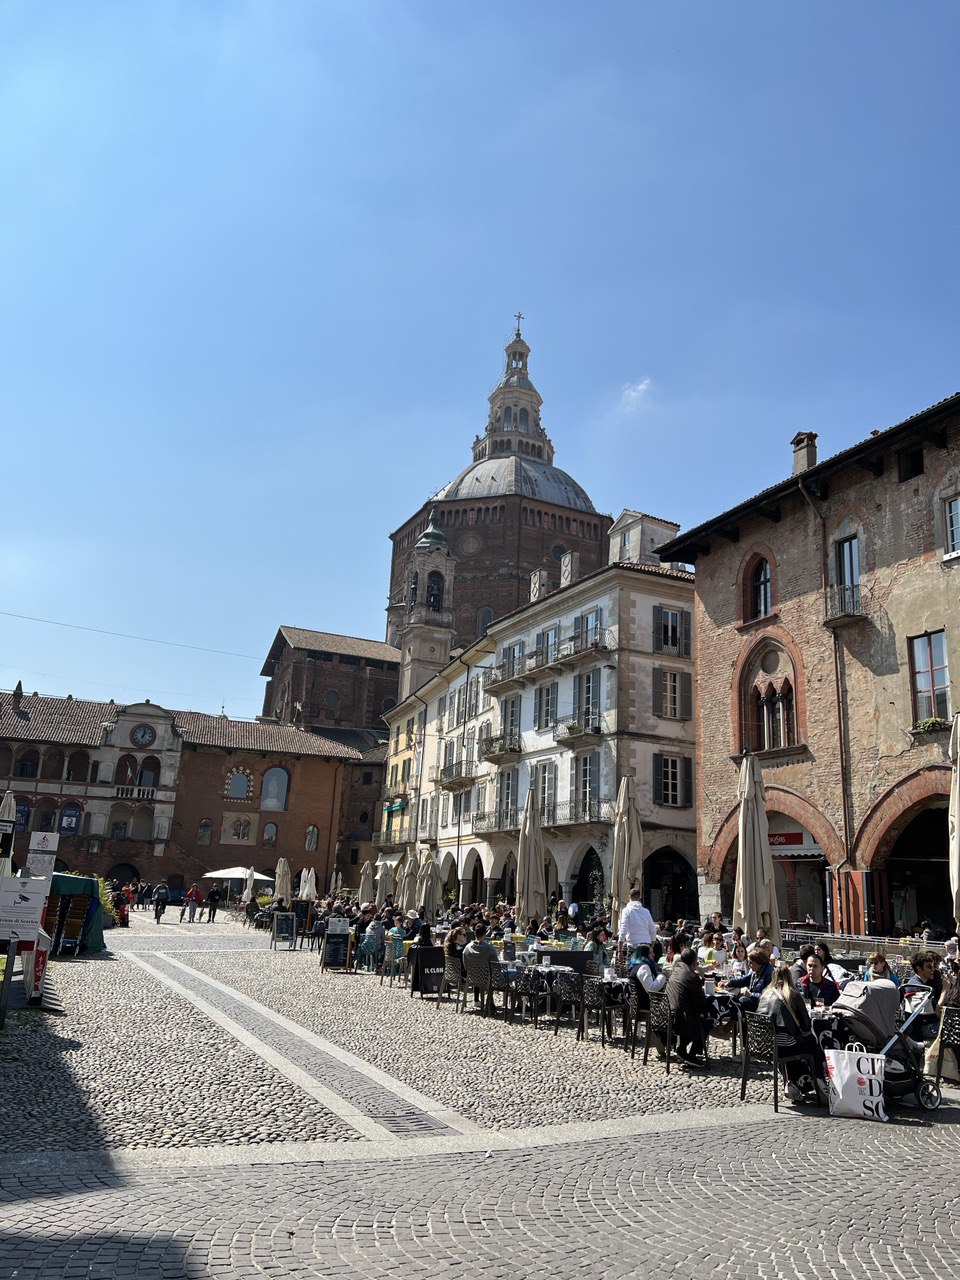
top-left (490, 961), bottom-right (516, 1019)
top-left (514, 966), bottom-right (547, 1027)
top-left (935, 1006), bottom-right (960, 1090)
top-left (460, 952), bottom-right (495, 1017)
top-left (552, 968), bottom-right (584, 1037)
top-left (643, 991), bottom-right (673, 1073)
top-left (581, 976), bottom-right (623, 1046)
top-left (740, 1011), bottom-right (780, 1112)
top-left (436, 954), bottom-right (465, 1009)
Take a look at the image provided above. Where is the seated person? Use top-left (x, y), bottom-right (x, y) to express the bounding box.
top-left (665, 948), bottom-right (711, 1065)
top-left (754, 927), bottom-right (780, 960)
top-left (790, 944), bottom-right (816, 985)
top-left (904, 950), bottom-right (944, 1039)
top-left (905, 950), bottom-right (943, 1003)
top-left (863, 951), bottom-right (899, 986)
top-left (757, 965), bottom-right (828, 1103)
top-left (797, 953), bottom-right (841, 1007)
top-left (462, 923), bottom-right (499, 985)
top-left (632, 943), bottom-right (667, 1006)
top-left (704, 932), bottom-right (728, 967)
top-left (726, 947), bottom-right (775, 1010)
top-left (583, 928), bottom-right (610, 970)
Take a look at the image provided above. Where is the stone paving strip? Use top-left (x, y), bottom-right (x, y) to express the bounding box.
top-left (2, 1114), bottom-right (959, 1279)
top-left (132, 952), bottom-right (477, 1140)
top-left (182, 946), bottom-right (762, 1129)
top-left (0, 954), bottom-right (360, 1153)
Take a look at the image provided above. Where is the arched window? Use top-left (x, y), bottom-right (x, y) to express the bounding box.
top-left (305, 825), bottom-right (319, 852)
top-left (476, 607), bottom-right (493, 638)
top-left (519, 408), bottom-right (529, 432)
top-left (115, 755), bottom-right (138, 786)
top-left (409, 570), bottom-right (418, 604)
top-left (66, 750), bottom-right (89, 783)
top-left (138, 756), bottom-right (161, 788)
top-left (751, 559), bottom-right (772, 619)
top-left (17, 749), bottom-right (39, 779)
top-left (197, 819), bottom-right (212, 846)
top-left (227, 770), bottom-right (251, 799)
top-left (502, 406), bottom-right (512, 428)
top-left (741, 644), bottom-right (800, 753)
top-left (58, 803), bottom-right (82, 836)
top-left (231, 817), bottom-right (251, 840)
top-left (261, 767), bottom-right (289, 811)
top-left (426, 571), bottom-right (445, 611)
top-left (263, 822), bottom-right (278, 849)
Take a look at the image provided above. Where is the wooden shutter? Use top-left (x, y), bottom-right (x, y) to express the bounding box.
top-left (534, 686), bottom-right (543, 730)
top-left (572, 674), bottom-right (582, 721)
top-left (653, 605), bottom-right (664, 653)
top-left (681, 610), bottom-right (692, 658)
top-left (680, 671), bottom-right (693, 721)
top-left (682, 756), bottom-right (693, 807)
top-left (653, 753), bottom-right (664, 805)
top-left (573, 614), bottom-right (584, 641)
top-left (587, 669), bottom-right (601, 725)
top-left (547, 682), bottom-right (558, 724)
top-left (652, 668), bottom-right (664, 716)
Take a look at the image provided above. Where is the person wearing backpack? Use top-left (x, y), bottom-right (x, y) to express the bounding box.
top-left (152, 881), bottom-right (170, 924)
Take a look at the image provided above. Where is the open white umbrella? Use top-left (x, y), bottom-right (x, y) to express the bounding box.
top-left (516, 789), bottom-right (547, 928)
top-left (376, 859), bottom-right (396, 902)
top-left (0, 791), bottom-right (16, 879)
top-left (399, 849), bottom-right (419, 915)
top-left (204, 866), bottom-right (272, 883)
top-left (275, 858), bottom-right (292, 904)
top-left (610, 776), bottom-right (644, 934)
top-left (949, 714), bottom-right (960, 929)
top-left (732, 754), bottom-right (781, 946)
top-left (358, 858), bottom-right (375, 905)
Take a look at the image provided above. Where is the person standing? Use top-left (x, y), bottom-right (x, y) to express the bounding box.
top-left (206, 882), bottom-right (222, 923)
top-left (617, 887), bottom-right (657, 960)
top-left (185, 883), bottom-right (202, 923)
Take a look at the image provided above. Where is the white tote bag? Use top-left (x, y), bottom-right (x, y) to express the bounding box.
top-left (825, 1046), bottom-right (888, 1122)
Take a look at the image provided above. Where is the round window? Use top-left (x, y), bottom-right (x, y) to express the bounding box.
top-left (552, 545), bottom-right (567, 561)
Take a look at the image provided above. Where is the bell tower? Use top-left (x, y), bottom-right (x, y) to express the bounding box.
top-left (393, 510), bottom-right (458, 699)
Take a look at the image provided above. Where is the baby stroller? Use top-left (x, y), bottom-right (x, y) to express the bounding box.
top-left (828, 979), bottom-right (941, 1111)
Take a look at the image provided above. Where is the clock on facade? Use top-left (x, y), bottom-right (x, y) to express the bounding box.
top-left (130, 724), bottom-right (156, 748)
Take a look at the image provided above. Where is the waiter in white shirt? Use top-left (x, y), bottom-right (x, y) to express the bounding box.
top-left (617, 888), bottom-right (658, 958)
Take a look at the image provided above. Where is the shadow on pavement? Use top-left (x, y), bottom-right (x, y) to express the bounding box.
top-left (0, 1227), bottom-right (194, 1280)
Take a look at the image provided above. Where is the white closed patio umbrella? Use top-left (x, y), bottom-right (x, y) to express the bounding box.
top-left (376, 859), bottom-right (396, 902)
top-left (399, 849), bottom-right (420, 915)
top-left (417, 854), bottom-right (441, 924)
top-left (0, 791), bottom-right (16, 879)
top-left (733, 754), bottom-right (781, 947)
top-left (275, 858), bottom-right (293, 904)
top-left (610, 776), bottom-right (644, 934)
top-left (302, 867), bottom-right (318, 901)
top-left (516, 789), bottom-right (547, 928)
top-left (240, 867), bottom-right (256, 905)
top-left (949, 715), bottom-right (960, 929)
top-left (358, 857), bottom-right (375, 906)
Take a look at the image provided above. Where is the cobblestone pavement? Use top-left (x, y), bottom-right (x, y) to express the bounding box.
top-left (1, 913), bottom-right (958, 1279)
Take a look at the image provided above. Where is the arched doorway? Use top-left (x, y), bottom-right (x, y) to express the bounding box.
top-left (643, 847), bottom-right (698, 922)
top-left (572, 848), bottom-right (604, 911)
top-left (494, 851), bottom-right (517, 903)
top-left (106, 862), bottom-right (140, 885)
top-left (887, 806), bottom-right (950, 934)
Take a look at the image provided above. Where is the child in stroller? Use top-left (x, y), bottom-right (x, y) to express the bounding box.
top-left (827, 979), bottom-right (941, 1111)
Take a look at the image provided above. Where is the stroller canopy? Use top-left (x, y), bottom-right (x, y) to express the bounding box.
top-left (833, 979), bottom-right (900, 1040)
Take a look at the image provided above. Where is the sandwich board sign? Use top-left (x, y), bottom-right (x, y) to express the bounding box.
top-left (0, 876), bottom-right (48, 943)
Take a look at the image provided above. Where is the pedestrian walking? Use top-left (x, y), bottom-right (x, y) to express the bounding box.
top-left (206, 883), bottom-right (221, 923)
top-left (185, 883), bottom-right (202, 923)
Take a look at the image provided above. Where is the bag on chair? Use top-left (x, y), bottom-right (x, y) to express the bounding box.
top-left (824, 1046), bottom-right (888, 1122)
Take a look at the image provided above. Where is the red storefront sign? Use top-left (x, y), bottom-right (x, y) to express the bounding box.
top-left (769, 832), bottom-right (804, 846)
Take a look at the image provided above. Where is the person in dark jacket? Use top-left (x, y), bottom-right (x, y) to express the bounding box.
top-left (757, 966), bottom-right (828, 1103)
top-left (797, 954), bottom-right (841, 1007)
top-left (726, 948), bottom-right (775, 1011)
top-left (666, 948), bottom-right (711, 1064)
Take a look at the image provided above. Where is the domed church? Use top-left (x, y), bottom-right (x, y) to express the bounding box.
top-left (386, 325), bottom-right (612, 647)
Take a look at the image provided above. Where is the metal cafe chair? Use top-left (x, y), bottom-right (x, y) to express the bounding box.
top-left (642, 991), bottom-right (674, 1074)
top-left (740, 1011), bottom-right (780, 1113)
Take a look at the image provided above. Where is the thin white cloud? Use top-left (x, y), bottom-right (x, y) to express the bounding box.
top-left (617, 378), bottom-right (652, 413)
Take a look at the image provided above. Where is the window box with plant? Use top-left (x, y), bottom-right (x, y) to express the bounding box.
top-left (912, 717), bottom-right (951, 735)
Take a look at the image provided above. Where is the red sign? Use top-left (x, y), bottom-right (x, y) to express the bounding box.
top-left (769, 832), bottom-right (804, 846)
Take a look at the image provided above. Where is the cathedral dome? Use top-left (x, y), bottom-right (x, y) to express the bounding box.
top-left (433, 454), bottom-right (596, 512)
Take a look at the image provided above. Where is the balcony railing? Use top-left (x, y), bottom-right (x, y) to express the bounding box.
top-left (823, 584), bottom-right (864, 626)
top-left (115, 785), bottom-right (157, 801)
top-left (473, 807), bottom-right (520, 833)
top-left (477, 734), bottom-right (523, 763)
top-left (373, 824), bottom-right (417, 849)
top-left (380, 783), bottom-right (410, 801)
top-left (541, 799), bottom-right (615, 827)
top-left (552, 720), bottom-right (603, 747)
top-left (391, 602), bottom-right (457, 631)
top-left (484, 627), bottom-right (614, 692)
top-left (438, 758), bottom-right (477, 790)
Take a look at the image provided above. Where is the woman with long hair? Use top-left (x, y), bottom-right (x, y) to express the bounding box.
top-left (757, 964), bottom-right (827, 1103)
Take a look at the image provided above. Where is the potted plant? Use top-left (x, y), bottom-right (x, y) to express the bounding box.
top-left (914, 717), bottom-right (951, 734)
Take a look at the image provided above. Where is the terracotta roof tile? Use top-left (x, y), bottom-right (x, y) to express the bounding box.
top-left (0, 692), bottom-right (115, 747)
top-left (173, 712), bottom-right (361, 759)
top-left (278, 628), bottom-right (400, 663)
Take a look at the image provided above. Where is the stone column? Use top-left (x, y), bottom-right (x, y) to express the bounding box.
top-left (484, 877), bottom-right (497, 909)
top-left (458, 877), bottom-right (471, 907)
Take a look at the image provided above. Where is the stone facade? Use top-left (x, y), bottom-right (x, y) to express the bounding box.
top-left (658, 393), bottom-right (960, 934)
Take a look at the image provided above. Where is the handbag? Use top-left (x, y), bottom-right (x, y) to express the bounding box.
top-left (825, 1045), bottom-right (888, 1121)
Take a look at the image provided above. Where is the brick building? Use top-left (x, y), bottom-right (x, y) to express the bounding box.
top-left (0, 687), bottom-right (359, 894)
top-left (658, 393), bottom-right (960, 935)
top-left (386, 327), bottom-right (612, 649)
top-left (259, 628), bottom-right (401, 730)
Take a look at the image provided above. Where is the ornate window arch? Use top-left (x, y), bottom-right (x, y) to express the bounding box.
top-left (226, 767), bottom-right (253, 800)
top-left (738, 548), bottom-right (778, 623)
top-left (740, 641), bottom-right (800, 753)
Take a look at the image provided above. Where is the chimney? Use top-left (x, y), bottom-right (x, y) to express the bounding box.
top-left (559, 551), bottom-right (581, 588)
top-left (530, 569), bottom-right (549, 601)
top-left (11, 680), bottom-right (23, 710)
top-left (791, 431), bottom-right (818, 475)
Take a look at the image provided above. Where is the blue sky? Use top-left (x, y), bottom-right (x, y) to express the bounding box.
top-left (2, 2), bottom-right (958, 716)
